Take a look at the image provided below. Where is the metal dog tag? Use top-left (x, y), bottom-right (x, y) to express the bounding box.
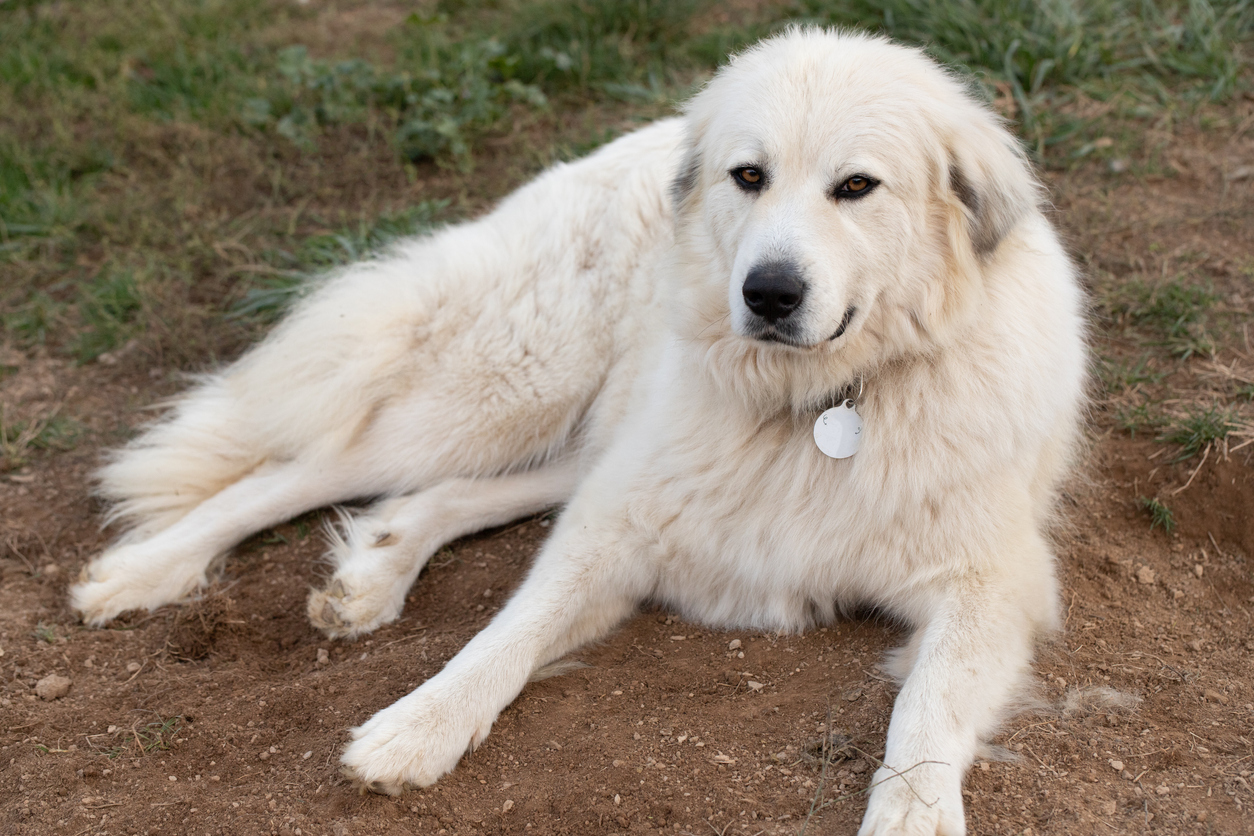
top-left (813, 400), bottom-right (862, 459)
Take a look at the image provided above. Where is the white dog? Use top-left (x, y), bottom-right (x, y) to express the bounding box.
top-left (71, 29), bottom-right (1086, 835)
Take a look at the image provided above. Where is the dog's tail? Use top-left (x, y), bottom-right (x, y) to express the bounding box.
top-left (95, 375), bottom-right (265, 538)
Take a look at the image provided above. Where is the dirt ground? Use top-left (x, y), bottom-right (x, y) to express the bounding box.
top-left (3, 102), bottom-right (1254, 836)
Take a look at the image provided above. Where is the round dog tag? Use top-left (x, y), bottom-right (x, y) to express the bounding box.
top-left (813, 400), bottom-right (862, 459)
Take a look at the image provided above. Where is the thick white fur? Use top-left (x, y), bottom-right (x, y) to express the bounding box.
top-left (71, 30), bottom-right (1086, 836)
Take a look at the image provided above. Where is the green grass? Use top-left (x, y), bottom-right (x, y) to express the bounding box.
top-left (1102, 277), bottom-right (1220, 359)
top-left (1098, 354), bottom-right (1166, 394)
top-left (1115, 402), bottom-right (1165, 437)
top-left (33, 622), bottom-right (57, 643)
top-left (1160, 404), bottom-right (1239, 458)
top-left (1137, 495), bottom-right (1177, 532)
top-left (1, 406), bottom-right (86, 470)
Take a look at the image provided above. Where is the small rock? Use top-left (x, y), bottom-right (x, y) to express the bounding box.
top-left (41, 564), bottom-right (61, 579)
top-left (1155, 784), bottom-right (1170, 796)
top-left (613, 794), bottom-right (621, 805)
top-left (1135, 566), bottom-right (1156, 585)
top-left (35, 674), bottom-right (72, 701)
top-left (728, 639), bottom-right (742, 651)
top-left (844, 688), bottom-right (862, 702)
top-left (1203, 689), bottom-right (1229, 705)
top-left (302, 750), bottom-right (313, 760)
top-left (849, 759), bottom-right (869, 774)
top-left (669, 635), bottom-right (686, 641)
top-left (126, 662), bottom-right (141, 673)
top-left (501, 799), bottom-right (514, 813)
top-left (315, 648), bottom-right (330, 668)
top-left (1186, 639), bottom-right (1204, 652)
top-left (1197, 811), bottom-right (1208, 823)
top-left (746, 680), bottom-right (764, 692)
top-left (1108, 759), bottom-right (1124, 772)
top-left (1194, 564), bottom-right (1204, 578)
top-left (1108, 158), bottom-right (1129, 174)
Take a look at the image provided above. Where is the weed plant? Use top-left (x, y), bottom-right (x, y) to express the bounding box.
top-left (1137, 495), bottom-right (1177, 532)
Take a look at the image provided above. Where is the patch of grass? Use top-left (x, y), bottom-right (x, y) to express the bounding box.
top-left (788, 0), bottom-right (1254, 153)
top-left (1, 290), bottom-right (66, 347)
top-left (1, 407), bottom-right (83, 470)
top-left (33, 622), bottom-right (57, 643)
top-left (231, 201), bottom-right (449, 322)
top-left (1137, 495), bottom-right (1176, 533)
top-left (29, 415), bottom-right (86, 452)
top-left (247, 21), bottom-right (547, 165)
top-left (502, 0), bottom-right (702, 95)
top-left (1114, 403), bottom-right (1164, 437)
top-left (1098, 354), bottom-right (1165, 394)
top-left (70, 269), bottom-right (146, 363)
top-left (1160, 404), bottom-right (1238, 459)
top-left (104, 716), bottom-right (184, 758)
top-left (1103, 277), bottom-right (1219, 359)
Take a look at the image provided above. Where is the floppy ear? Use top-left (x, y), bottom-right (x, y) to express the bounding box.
top-left (945, 125), bottom-right (1040, 258)
top-left (670, 145), bottom-right (701, 213)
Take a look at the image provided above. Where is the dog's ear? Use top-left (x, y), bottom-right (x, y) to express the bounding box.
top-left (945, 127), bottom-right (1039, 258)
top-left (670, 146), bottom-right (701, 212)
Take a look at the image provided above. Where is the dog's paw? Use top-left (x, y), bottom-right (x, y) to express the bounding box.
top-left (858, 764), bottom-right (965, 836)
top-left (307, 575), bottom-right (403, 639)
top-left (340, 684), bottom-right (493, 793)
top-left (70, 544), bottom-right (205, 626)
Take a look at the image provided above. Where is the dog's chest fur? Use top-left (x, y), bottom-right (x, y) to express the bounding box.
top-left (607, 354), bottom-right (940, 634)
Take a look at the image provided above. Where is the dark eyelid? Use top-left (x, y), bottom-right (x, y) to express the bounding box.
top-left (730, 165), bottom-right (766, 190)
top-left (833, 174), bottom-right (878, 199)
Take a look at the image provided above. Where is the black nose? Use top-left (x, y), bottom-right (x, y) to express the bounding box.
top-left (742, 261), bottom-right (806, 322)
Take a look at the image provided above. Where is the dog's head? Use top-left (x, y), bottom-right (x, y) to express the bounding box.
top-left (671, 28), bottom-right (1040, 408)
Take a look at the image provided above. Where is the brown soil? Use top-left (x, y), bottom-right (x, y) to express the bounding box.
top-left (3, 110), bottom-right (1254, 836)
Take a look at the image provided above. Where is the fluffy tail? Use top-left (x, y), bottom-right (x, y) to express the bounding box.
top-left (95, 376), bottom-right (265, 538)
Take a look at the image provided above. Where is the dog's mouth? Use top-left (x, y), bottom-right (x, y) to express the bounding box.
top-left (828, 306), bottom-right (858, 341)
top-left (749, 326), bottom-right (809, 349)
top-left (747, 305), bottom-right (859, 349)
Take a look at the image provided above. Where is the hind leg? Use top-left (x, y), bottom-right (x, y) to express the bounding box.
top-left (308, 461), bottom-right (580, 639)
top-left (72, 458), bottom-right (369, 625)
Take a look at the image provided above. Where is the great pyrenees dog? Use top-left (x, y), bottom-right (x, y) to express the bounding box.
top-left (71, 29), bottom-right (1085, 834)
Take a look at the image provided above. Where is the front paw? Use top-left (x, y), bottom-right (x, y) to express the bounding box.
top-left (858, 763), bottom-right (965, 836)
top-left (340, 684), bottom-right (493, 794)
top-left (70, 543), bottom-right (206, 626)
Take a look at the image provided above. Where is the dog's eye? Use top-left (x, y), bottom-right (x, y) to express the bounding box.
top-left (835, 175), bottom-right (877, 199)
top-left (731, 167), bottom-right (765, 190)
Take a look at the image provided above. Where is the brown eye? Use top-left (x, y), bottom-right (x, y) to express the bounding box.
top-left (835, 174), bottom-right (878, 199)
top-left (731, 167), bottom-right (765, 190)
